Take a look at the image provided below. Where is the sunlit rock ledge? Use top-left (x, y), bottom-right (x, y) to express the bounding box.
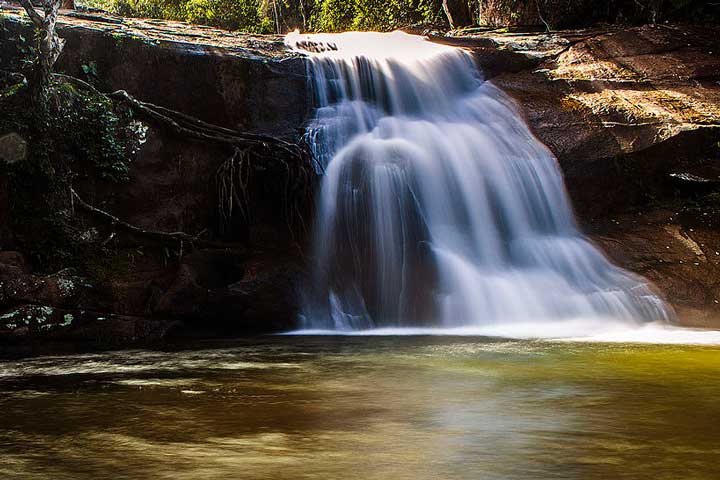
top-left (461, 25), bottom-right (720, 215)
top-left (1, 8), bottom-right (720, 352)
top-left (451, 25), bottom-right (720, 327)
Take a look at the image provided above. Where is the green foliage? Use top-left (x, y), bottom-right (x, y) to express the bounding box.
top-left (309, 0), bottom-right (354, 32)
top-left (0, 81), bottom-right (139, 272)
top-left (5, 31), bottom-right (37, 72)
top-left (79, 0), bottom-right (445, 32)
top-left (1, 82), bottom-right (25, 98)
top-left (53, 82), bottom-right (133, 183)
top-left (81, 61), bottom-right (98, 82)
top-left (309, 0), bottom-right (442, 32)
top-left (84, 0), bottom-right (275, 32)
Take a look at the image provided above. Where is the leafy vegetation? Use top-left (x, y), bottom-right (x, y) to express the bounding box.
top-left (80, 0), bottom-right (447, 33)
top-left (77, 0), bottom-right (719, 32)
top-left (56, 83), bottom-right (136, 183)
top-left (309, 0), bottom-right (443, 32)
top-left (0, 79), bottom-right (139, 271)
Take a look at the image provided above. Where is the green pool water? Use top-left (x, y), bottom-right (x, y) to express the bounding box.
top-left (1, 336), bottom-right (719, 479)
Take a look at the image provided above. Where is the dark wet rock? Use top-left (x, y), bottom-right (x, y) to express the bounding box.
top-left (0, 251), bottom-right (30, 275)
top-left (0, 267), bottom-right (88, 312)
top-left (153, 263), bottom-right (211, 319)
top-left (0, 303), bottom-right (178, 358)
top-left (0, 133), bottom-right (27, 164)
top-left (589, 207), bottom-right (720, 328)
top-left (223, 256), bottom-right (301, 332)
top-left (151, 250), bottom-right (300, 333)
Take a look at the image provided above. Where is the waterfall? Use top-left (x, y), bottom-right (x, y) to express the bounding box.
top-left (286, 30), bottom-right (672, 333)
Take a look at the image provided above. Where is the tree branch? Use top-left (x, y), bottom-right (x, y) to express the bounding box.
top-left (536, 0), bottom-right (551, 32)
top-left (17, 0), bottom-right (44, 26)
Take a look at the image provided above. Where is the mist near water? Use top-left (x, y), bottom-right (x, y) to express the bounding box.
top-left (286, 30), bottom-right (674, 335)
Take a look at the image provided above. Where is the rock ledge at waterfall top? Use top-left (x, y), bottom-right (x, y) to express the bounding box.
top-left (0, 5), bottom-right (307, 136)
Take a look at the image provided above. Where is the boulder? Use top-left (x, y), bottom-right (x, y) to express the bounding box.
top-left (224, 257), bottom-right (301, 332)
top-left (152, 250), bottom-right (299, 333)
top-left (0, 133), bottom-right (27, 164)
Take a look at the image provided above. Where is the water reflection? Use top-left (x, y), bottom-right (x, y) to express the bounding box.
top-left (1, 337), bottom-right (719, 479)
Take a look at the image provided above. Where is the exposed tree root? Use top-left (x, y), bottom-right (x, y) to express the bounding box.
top-left (50, 77), bottom-right (315, 246)
top-left (71, 188), bottom-right (245, 251)
top-left (216, 148), bottom-right (252, 235)
top-left (107, 89), bottom-right (315, 242)
top-left (107, 90), bottom-right (305, 158)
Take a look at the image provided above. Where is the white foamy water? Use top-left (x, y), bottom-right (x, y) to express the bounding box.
top-left (285, 322), bottom-right (720, 345)
top-left (287, 30), bottom-right (675, 334)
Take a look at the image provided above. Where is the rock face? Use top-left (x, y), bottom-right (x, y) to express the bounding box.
top-left (0, 9), bottom-right (309, 355)
top-left (1, 10), bottom-right (720, 354)
top-left (0, 6), bottom-right (308, 137)
top-left (481, 24), bottom-right (720, 217)
top-left (0, 251), bottom-right (176, 357)
top-left (455, 24), bottom-right (720, 326)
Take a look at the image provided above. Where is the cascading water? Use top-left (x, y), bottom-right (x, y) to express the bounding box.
top-left (286, 30), bottom-right (673, 334)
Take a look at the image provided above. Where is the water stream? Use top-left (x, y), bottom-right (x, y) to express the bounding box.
top-left (2, 338), bottom-right (720, 480)
top-left (286, 31), bottom-right (672, 333)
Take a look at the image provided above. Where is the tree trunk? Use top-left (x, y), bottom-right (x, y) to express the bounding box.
top-left (18, 0), bottom-right (65, 130)
top-left (443, 0), bottom-right (473, 28)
